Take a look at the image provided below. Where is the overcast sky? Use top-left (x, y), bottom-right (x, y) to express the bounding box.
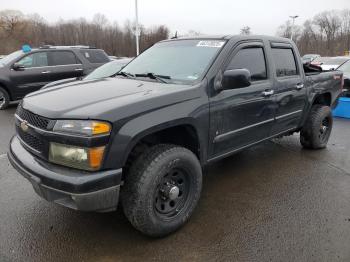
top-left (0, 0), bottom-right (349, 35)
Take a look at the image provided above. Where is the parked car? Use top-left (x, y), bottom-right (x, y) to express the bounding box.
top-left (42, 58), bottom-right (132, 89)
top-left (311, 56), bottom-right (350, 71)
top-left (8, 35), bottom-right (343, 237)
top-left (302, 54), bottom-right (320, 64)
top-left (0, 45), bottom-right (110, 109)
top-left (337, 59), bottom-right (350, 97)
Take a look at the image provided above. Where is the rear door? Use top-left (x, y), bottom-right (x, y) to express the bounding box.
top-left (269, 43), bottom-right (307, 135)
top-left (209, 42), bottom-right (276, 158)
top-left (47, 51), bottom-right (84, 82)
top-left (10, 51), bottom-right (50, 98)
top-left (79, 49), bottom-right (110, 73)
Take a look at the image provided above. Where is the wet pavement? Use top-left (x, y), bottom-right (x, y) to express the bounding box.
top-left (1, 105), bottom-right (350, 262)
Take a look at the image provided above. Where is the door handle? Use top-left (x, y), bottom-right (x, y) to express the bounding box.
top-left (75, 68), bottom-right (83, 71)
top-left (41, 71), bottom-right (51, 74)
top-left (262, 90), bottom-right (274, 97)
top-left (296, 83), bottom-right (304, 90)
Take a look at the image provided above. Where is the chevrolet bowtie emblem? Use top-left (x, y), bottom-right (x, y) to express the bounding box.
top-left (20, 120), bottom-right (29, 132)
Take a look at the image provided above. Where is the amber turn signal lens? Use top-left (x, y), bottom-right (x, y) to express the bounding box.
top-left (92, 122), bottom-right (111, 135)
top-left (89, 146), bottom-right (105, 169)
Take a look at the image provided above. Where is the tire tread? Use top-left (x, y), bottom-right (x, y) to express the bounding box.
top-left (122, 144), bottom-right (202, 237)
top-left (300, 105), bottom-right (332, 149)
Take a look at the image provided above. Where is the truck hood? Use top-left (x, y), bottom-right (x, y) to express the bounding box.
top-left (22, 77), bottom-right (201, 121)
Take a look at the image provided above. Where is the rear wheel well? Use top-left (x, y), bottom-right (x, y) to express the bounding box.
top-left (313, 93), bottom-right (331, 106)
top-left (124, 125), bottom-right (200, 172)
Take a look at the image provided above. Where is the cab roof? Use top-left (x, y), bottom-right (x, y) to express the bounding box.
top-left (162, 34), bottom-right (293, 44)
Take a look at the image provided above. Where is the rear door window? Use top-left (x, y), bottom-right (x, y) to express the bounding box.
top-left (271, 48), bottom-right (298, 77)
top-left (49, 51), bottom-right (79, 66)
top-left (80, 50), bottom-right (110, 63)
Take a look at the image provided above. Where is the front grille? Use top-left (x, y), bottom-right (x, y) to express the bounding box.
top-left (18, 129), bottom-right (44, 153)
top-left (16, 104), bottom-right (51, 130)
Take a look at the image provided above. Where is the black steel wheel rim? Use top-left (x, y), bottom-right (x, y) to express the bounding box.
top-left (154, 168), bottom-right (192, 219)
top-left (319, 116), bottom-right (331, 143)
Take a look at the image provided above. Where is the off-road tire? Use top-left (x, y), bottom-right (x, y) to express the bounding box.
top-left (300, 105), bottom-right (333, 149)
top-left (121, 144), bottom-right (202, 237)
top-left (0, 87), bottom-right (10, 110)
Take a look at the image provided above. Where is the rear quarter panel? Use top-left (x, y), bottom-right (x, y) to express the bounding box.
top-left (300, 71), bottom-right (343, 126)
top-left (306, 71), bottom-right (343, 106)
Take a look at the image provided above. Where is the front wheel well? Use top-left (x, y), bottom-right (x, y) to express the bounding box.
top-left (124, 125), bottom-right (201, 171)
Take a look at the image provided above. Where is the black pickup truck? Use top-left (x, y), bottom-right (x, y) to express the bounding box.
top-left (8, 35), bottom-right (343, 237)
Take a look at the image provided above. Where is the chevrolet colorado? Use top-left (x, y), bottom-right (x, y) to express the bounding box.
top-left (8, 35), bottom-right (343, 237)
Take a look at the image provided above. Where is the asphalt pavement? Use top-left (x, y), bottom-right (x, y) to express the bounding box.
top-left (1, 106), bottom-right (350, 262)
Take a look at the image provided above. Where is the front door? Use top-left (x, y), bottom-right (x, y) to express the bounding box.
top-left (10, 51), bottom-right (50, 98)
top-left (209, 42), bottom-right (276, 159)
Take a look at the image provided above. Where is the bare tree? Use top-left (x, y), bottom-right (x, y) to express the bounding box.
top-left (277, 20), bottom-right (292, 39)
top-left (313, 11), bottom-right (341, 52)
top-left (240, 26), bottom-right (251, 35)
top-left (340, 10), bottom-right (350, 52)
top-left (0, 9), bottom-right (169, 56)
top-left (277, 9), bottom-right (350, 56)
top-left (0, 10), bottom-right (24, 36)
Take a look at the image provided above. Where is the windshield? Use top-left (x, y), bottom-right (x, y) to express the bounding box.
top-left (84, 59), bottom-right (130, 80)
top-left (120, 39), bottom-right (226, 84)
top-left (0, 50), bottom-right (24, 65)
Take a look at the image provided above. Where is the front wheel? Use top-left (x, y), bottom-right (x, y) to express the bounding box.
top-left (300, 105), bottom-right (333, 149)
top-left (122, 144), bottom-right (202, 237)
top-left (0, 87), bottom-right (10, 110)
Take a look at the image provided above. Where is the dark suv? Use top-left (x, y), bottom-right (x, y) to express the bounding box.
top-left (0, 45), bottom-right (110, 109)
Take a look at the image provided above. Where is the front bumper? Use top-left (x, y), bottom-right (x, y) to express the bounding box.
top-left (8, 136), bottom-right (123, 212)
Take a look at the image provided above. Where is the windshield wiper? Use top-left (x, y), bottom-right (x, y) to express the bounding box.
top-left (135, 73), bottom-right (171, 83)
top-left (116, 71), bottom-right (135, 78)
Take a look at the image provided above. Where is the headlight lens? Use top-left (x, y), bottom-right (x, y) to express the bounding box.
top-left (53, 120), bottom-right (111, 136)
top-left (49, 142), bottom-right (105, 171)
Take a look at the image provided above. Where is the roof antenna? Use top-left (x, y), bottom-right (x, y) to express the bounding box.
top-left (171, 31), bottom-right (178, 39)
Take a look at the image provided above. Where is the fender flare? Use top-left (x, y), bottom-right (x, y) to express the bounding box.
top-left (104, 117), bottom-right (206, 169)
top-left (121, 118), bottom-right (202, 166)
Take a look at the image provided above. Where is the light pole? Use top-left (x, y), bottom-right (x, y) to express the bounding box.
top-left (289, 15), bottom-right (299, 41)
top-left (135, 0), bottom-right (140, 56)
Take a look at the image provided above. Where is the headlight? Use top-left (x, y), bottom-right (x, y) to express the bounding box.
top-left (53, 120), bottom-right (111, 136)
top-left (49, 142), bottom-right (105, 171)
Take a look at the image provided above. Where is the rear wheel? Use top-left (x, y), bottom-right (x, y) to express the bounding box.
top-left (300, 105), bottom-right (333, 149)
top-left (0, 87), bottom-right (10, 110)
top-left (122, 144), bottom-right (202, 237)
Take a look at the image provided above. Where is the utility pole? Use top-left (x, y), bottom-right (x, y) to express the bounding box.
top-left (289, 15), bottom-right (299, 41)
top-left (135, 0), bottom-right (140, 56)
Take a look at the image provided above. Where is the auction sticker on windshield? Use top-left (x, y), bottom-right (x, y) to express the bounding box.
top-left (197, 40), bottom-right (225, 48)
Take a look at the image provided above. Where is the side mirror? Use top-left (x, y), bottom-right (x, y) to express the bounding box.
top-left (222, 69), bottom-right (251, 90)
top-left (12, 63), bottom-right (25, 71)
